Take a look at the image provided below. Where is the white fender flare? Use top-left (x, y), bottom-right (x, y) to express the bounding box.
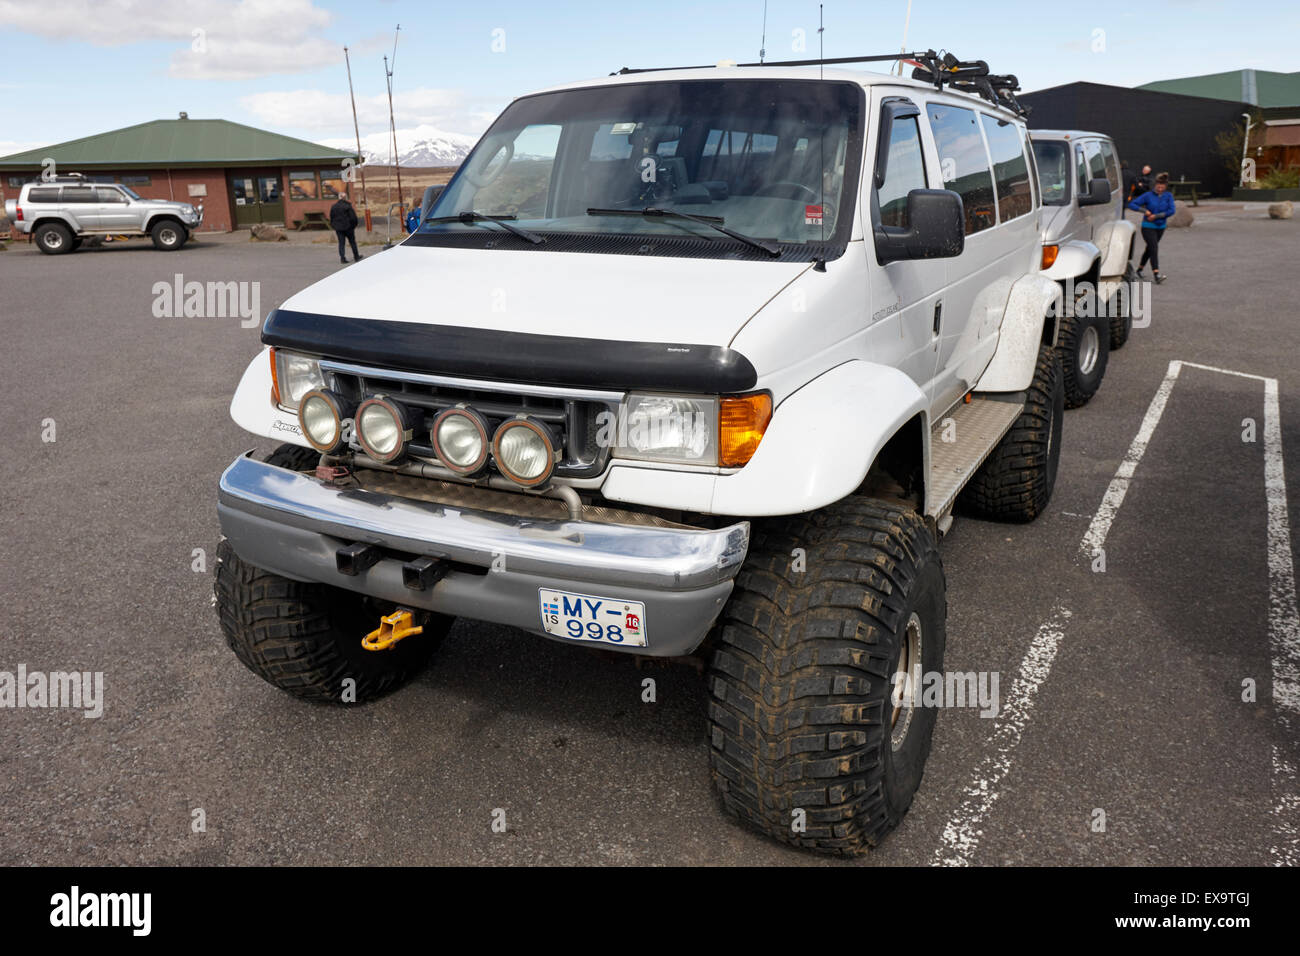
top-left (976, 273), bottom-right (1062, 392)
top-left (229, 346), bottom-right (312, 447)
top-left (601, 361), bottom-right (929, 518)
top-left (1040, 238), bottom-right (1100, 281)
top-left (1094, 218), bottom-right (1137, 279)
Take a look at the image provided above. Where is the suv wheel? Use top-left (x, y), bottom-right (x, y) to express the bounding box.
top-left (707, 497), bottom-right (946, 854)
top-left (958, 345), bottom-right (1064, 522)
top-left (1056, 280), bottom-right (1109, 408)
top-left (150, 219), bottom-right (186, 251)
top-left (1109, 261), bottom-right (1135, 350)
top-left (213, 444), bottom-right (452, 703)
top-left (34, 222), bottom-right (74, 255)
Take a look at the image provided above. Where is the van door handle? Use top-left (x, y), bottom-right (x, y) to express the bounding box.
top-left (932, 301), bottom-right (943, 336)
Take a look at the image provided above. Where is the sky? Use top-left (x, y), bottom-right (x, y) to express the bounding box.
top-left (0, 0), bottom-right (1294, 157)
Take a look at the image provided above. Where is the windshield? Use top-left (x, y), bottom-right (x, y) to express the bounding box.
top-left (412, 78), bottom-right (864, 259)
top-left (1031, 141), bottom-right (1070, 206)
top-left (119, 185), bottom-right (142, 200)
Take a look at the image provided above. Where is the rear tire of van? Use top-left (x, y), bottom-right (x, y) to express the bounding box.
top-left (213, 444), bottom-right (452, 704)
top-left (1057, 306), bottom-right (1109, 408)
top-left (1109, 263), bottom-right (1135, 350)
top-left (34, 222), bottom-right (73, 255)
top-left (958, 345), bottom-right (1063, 523)
top-left (707, 497), bottom-right (946, 855)
top-left (150, 219), bottom-right (187, 251)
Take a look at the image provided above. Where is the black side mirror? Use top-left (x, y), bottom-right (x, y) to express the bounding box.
top-left (1078, 177), bottom-right (1111, 206)
top-left (420, 184), bottom-right (445, 222)
top-left (874, 189), bottom-right (965, 264)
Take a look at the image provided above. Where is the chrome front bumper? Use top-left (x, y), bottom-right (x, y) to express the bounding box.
top-left (216, 454), bottom-right (750, 656)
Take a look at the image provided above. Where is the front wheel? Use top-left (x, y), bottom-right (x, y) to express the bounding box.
top-left (1109, 262), bottom-right (1135, 350)
top-left (1057, 303), bottom-right (1109, 409)
top-left (150, 219), bottom-right (187, 251)
top-left (708, 497), bottom-right (946, 854)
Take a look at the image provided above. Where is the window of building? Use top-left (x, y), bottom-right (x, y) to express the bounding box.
top-left (88, 175), bottom-right (115, 184)
top-left (980, 113), bottom-right (1033, 222)
top-left (320, 172), bottom-right (346, 199)
top-left (877, 114), bottom-right (927, 229)
top-left (929, 103), bottom-right (997, 235)
top-left (289, 170), bottom-right (319, 200)
top-left (122, 175), bottom-right (152, 186)
top-left (6, 175), bottom-right (28, 188)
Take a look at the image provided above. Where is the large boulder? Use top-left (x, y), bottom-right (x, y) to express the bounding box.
top-left (1268, 201), bottom-right (1294, 220)
top-left (1167, 201), bottom-right (1194, 228)
top-left (249, 223), bottom-right (288, 241)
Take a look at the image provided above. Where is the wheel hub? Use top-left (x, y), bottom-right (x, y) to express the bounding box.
top-left (1079, 325), bottom-right (1099, 375)
top-left (891, 612), bottom-right (923, 751)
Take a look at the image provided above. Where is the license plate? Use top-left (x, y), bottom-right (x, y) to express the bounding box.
top-left (538, 588), bottom-right (647, 647)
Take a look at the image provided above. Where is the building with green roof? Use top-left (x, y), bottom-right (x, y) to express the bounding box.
top-left (1138, 70), bottom-right (1300, 109)
top-left (0, 114), bottom-right (361, 231)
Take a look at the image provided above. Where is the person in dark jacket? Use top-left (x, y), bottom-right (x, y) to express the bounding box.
top-left (329, 196), bottom-right (363, 264)
top-left (1128, 172), bottom-right (1175, 283)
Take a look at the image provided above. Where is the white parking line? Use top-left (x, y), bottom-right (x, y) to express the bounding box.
top-left (936, 360), bottom-right (1300, 865)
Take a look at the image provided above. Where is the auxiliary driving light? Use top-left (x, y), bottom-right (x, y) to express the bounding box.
top-left (355, 395), bottom-right (415, 464)
top-left (431, 404), bottom-right (491, 476)
top-left (492, 415), bottom-right (558, 488)
top-left (298, 388), bottom-right (354, 455)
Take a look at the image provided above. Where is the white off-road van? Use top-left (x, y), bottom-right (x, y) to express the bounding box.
top-left (216, 51), bottom-right (1066, 854)
top-left (1030, 129), bottom-right (1137, 407)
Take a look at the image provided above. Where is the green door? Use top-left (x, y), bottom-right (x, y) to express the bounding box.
top-left (230, 172), bottom-right (283, 225)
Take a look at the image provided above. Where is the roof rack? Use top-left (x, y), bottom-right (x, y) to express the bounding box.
top-left (611, 49), bottom-right (1030, 117)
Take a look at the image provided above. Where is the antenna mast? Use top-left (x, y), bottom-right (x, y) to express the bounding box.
top-left (383, 24), bottom-right (403, 244)
top-left (759, 0), bottom-right (767, 63)
top-left (818, 5), bottom-right (824, 80)
top-left (897, 0), bottom-right (913, 76)
top-left (343, 46), bottom-right (370, 231)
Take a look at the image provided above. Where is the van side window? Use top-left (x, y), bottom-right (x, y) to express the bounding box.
top-left (62, 187), bottom-right (95, 202)
top-left (928, 104), bottom-right (996, 235)
top-left (1099, 140), bottom-right (1120, 193)
top-left (979, 114), bottom-right (1033, 222)
top-left (26, 187), bottom-right (60, 202)
top-left (877, 115), bottom-right (927, 229)
top-left (1085, 140), bottom-right (1106, 187)
top-left (1075, 145), bottom-right (1090, 194)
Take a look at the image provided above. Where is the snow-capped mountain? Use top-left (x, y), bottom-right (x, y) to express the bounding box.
top-left (322, 125), bottom-right (479, 168)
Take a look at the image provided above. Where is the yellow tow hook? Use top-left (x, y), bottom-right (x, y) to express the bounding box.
top-left (361, 609), bottom-right (423, 652)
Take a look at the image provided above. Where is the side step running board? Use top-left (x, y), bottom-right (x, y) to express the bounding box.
top-left (926, 396), bottom-right (1024, 521)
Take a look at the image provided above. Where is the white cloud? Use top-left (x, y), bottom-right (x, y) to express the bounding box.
top-left (0, 0), bottom-right (340, 79)
top-left (240, 86), bottom-right (486, 136)
top-left (0, 139), bottom-right (47, 157)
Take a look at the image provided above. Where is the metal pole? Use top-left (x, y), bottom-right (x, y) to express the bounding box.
top-left (897, 0), bottom-right (913, 75)
top-left (1240, 112), bottom-right (1255, 187)
top-left (344, 46), bottom-right (370, 231)
top-left (386, 26), bottom-right (403, 230)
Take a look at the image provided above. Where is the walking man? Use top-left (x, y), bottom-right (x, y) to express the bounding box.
top-left (1128, 172), bottom-right (1175, 284)
top-left (330, 194), bottom-right (363, 264)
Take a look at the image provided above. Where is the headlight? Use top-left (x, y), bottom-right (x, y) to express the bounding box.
top-left (432, 404), bottom-right (491, 475)
top-left (271, 349), bottom-right (324, 411)
top-left (356, 395), bottom-right (415, 464)
top-left (615, 395), bottom-right (716, 464)
top-left (492, 416), bottom-right (558, 487)
top-left (612, 392), bottom-right (772, 467)
top-left (298, 388), bottom-right (354, 454)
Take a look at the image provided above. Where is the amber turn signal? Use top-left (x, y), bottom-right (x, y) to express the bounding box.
top-left (268, 347), bottom-right (281, 405)
top-left (1041, 244), bottom-right (1059, 270)
top-left (719, 393), bottom-right (773, 467)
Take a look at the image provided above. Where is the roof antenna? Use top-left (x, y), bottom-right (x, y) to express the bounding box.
top-left (818, 4), bottom-right (824, 79)
top-left (758, 1), bottom-right (768, 63)
top-left (896, 0), bottom-right (913, 76)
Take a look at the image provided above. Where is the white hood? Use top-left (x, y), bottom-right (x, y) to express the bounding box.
top-left (280, 243), bottom-right (811, 347)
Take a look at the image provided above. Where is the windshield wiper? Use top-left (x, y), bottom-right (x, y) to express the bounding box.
top-left (586, 207), bottom-right (781, 257)
top-left (423, 211), bottom-right (545, 244)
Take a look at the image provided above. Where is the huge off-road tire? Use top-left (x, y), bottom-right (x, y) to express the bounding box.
top-left (213, 444), bottom-right (451, 703)
top-left (150, 219), bottom-right (187, 251)
top-left (1109, 261), bottom-right (1135, 351)
top-left (707, 497), bottom-right (946, 854)
top-left (34, 222), bottom-right (73, 255)
top-left (1057, 302), bottom-right (1108, 408)
top-left (958, 345), bottom-right (1063, 522)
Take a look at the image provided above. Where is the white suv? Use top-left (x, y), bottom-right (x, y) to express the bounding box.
top-left (215, 52), bottom-right (1066, 854)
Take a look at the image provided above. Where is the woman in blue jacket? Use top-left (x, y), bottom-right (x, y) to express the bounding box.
top-left (1128, 172), bottom-right (1175, 284)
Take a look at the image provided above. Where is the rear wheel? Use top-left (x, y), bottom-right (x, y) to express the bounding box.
top-left (958, 345), bottom-right (1063, 522)
top-left (150, 219), bottom-right (186, 251)
top-left (707, 497), bottom-right (946, 854)
top-left (34, 222), bottom-right (73, 255)
top-left (1109, 261), bottom-right (1135, 350)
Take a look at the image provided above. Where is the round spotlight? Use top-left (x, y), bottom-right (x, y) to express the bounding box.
top-left (432, 404), bottom-right (491, 475)
top-left (492, 415), bottom-right (558, 488)
top-left (356, 395), bottom-right (414, 464)
top-left (298, 388), bottom-right (353, 454)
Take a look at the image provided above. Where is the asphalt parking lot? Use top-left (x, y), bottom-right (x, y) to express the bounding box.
top-left (1, 205), bottom-right (1297, 866)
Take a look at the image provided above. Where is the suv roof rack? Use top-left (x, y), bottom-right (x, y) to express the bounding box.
top-left (611, 49), bottom-right (1030, 117)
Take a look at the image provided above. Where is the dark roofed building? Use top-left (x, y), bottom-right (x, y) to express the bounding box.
top-left (0, 115), bottom-right (360, 232)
